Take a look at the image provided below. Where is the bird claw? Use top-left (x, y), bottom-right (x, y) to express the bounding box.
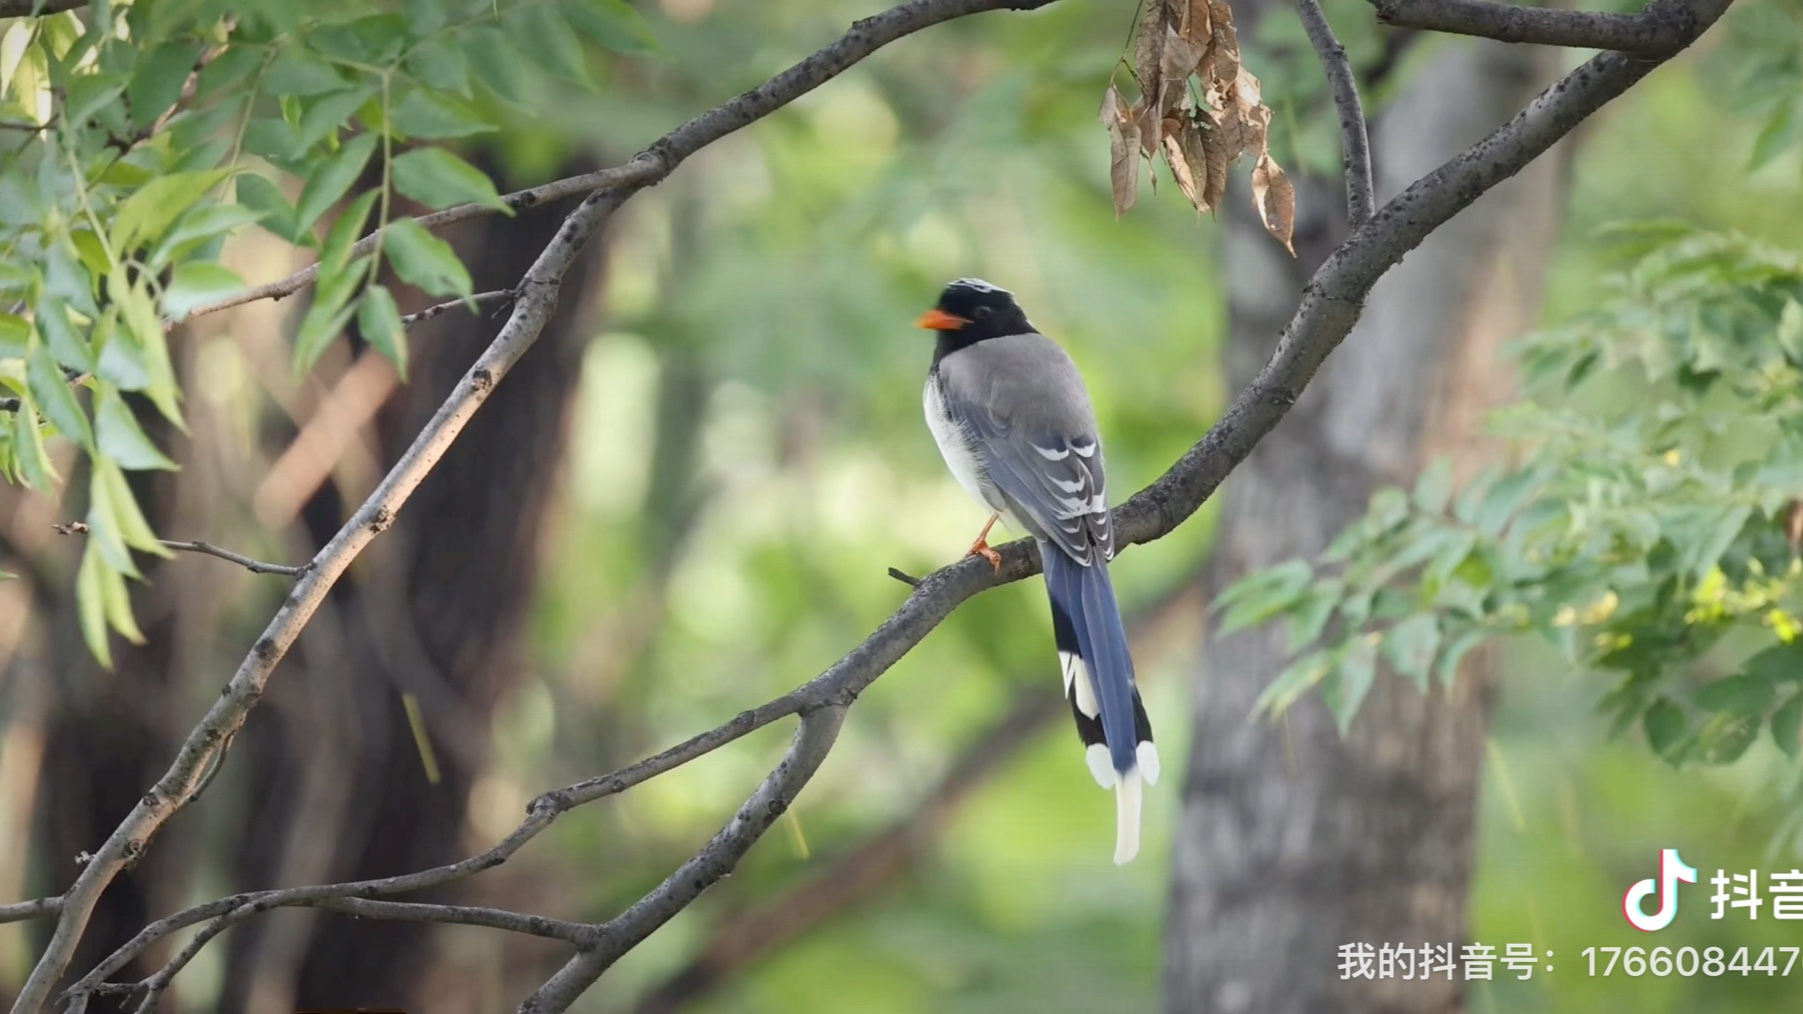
top-left (968, 541), bottom-right (1002, 574)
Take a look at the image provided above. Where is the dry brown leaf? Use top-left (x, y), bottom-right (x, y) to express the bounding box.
top-left (1133, 10), bottom-right (1167, 126)
top-left (1252, 152), bottom-right (1295, 254)
top-left (1158, 29), bottom-right (1205, 106)
top-left (1161, 116), bottom-right (1199, 208)
top-left (1101, 84), bottom-right (1139, 217)
top-left (1179, 0), bottom-right (1212, 45)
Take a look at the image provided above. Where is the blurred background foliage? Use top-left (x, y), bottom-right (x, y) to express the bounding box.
top-left (1, 0), bottom-right (1801, 1010)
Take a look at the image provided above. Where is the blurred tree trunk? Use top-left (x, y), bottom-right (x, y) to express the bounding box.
top-left (217, 156), bottom-right (608, 1014)
top-left (1164, 36), bottom-right (1566, 1014)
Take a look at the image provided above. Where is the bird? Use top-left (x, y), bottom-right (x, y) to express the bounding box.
top-left (916, 277), bottom-right (1157, 865)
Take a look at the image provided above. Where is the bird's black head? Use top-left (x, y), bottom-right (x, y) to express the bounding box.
top-left (917, 278), bottom-right (1033, 357)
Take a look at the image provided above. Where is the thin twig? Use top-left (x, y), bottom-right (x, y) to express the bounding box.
top-left (0, 897), bottom-right (61, 925)
top-left (1296, 0), bottom-right (1375, 225)
top-left (401, 289), bottom-right (515, 329)
top-left (50, 523), bottom-right (309, 577)
top-left (1372, 0), bottom-right (1699, 53)
top-left (886, 567), bottom-right (921, 586)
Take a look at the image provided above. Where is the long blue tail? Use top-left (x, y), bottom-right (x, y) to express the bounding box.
top-left (1041, 543), bottom-right (1157, 864)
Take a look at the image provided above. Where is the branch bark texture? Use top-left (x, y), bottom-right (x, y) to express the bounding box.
top-left (1373, 0), bottom-right (1703, 53)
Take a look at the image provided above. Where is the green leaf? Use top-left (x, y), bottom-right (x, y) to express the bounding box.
top-left (112, 168), bottom-right (234, 252)
top-left (1749, 101), bottom-right (1803, 174)
top-left (10, 404), bottom-right (55, 489)
top-left (405, 36), bottom-right (469, 95)
top-left (237, 173), bottom-right (304, 243)
top-left (93, 384), bottom-right (177, 471)
top-left (561, 0), bottom-right (661, 54)
top-left (1697, 713), bottom-right (1759, 765)
top-left (1255, 649), bottom-right (1333, 716)
top-left (293, 85), bottom-right (380, 156)
top-left (148, 203), bottom-right (264, 272)
top-left (160, 262), bottom-right (246, 320)
top-left (1435, 626), bottom-right (1483, 687)
top-left (293, 255), bottom-right (368, 374)
top-left (1644, 698), bottom-right (1686, 758)
top-left (504, 4), bottom-right (589, 84)
top-left (127, 42), bottom-right (201, 129)
top-left (93, 456), bottom-right (170, 558)
top-left (0, 313), bottom-right (27, 358)
top-left (357, 284), bottom-right (408, 378)
top-left (1412, 458), bottom-right (1453, 514)
top-left (1285, 584), bottom-right (1339, 652)
top-left (26, 343), bottom-right (91, 451)
top-left (1773, 692), bottom-right (1803, 761)
top-left (1746, 641), bottom-right (1803, 685)
top-left (293, 132), bottom-right (379, 237)
top-left (1688, 503), bottom-right (1751, 579)
top-left (1321, 636), bottom-right (1377, 734)
top-left (1216, 558), bottom-right (1314, 634)
top-left (323, 190), bottom-right (381, 277)
top-left (107, 275), bottom-right (183, 427)
top-left (33, 301), bottom-right (92, 373)
top-left (388, 88), bottom-right (495, 139)
top-left (1473, 466), bottom-right (1542, 537)
top-left (382, 218), bottom-right (472, 299)
top-left (391, 147), bottom-right (508, 211)
top-left (1696, 673), bottom-right (1773, 715)
top-left (76, 541), bottom-right (115, 668)
top-left (461, 26), bottom-right (534, 104)
top-left (1381, 614), bottom-right (1441, 690)
top-left (264, 47), bottom-right (347, 96)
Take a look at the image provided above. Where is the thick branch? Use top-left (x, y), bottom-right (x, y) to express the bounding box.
top-left (1297, 0), bottom-right (1375, 225)
top-left (1372, 0), bottom-right (1699, 53)
top-left (11, 3), bottom-right (1058, 1010)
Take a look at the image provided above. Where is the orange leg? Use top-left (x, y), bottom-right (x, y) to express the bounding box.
top-left (967, 512), bottom-right (1002, 573)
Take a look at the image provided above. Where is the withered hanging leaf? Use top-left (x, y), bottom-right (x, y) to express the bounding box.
top-left (1179, 0), bottom-right (1212, 43)
top-left (1134, 10), bottom-right (1168, 128)
top-left (1201, 118), bottom-right (1231, 213)
top-left (1158, 29), bottom-right (1205, 107)
top-left (1162, 116), bottom-right (1202, 209)
top-left (1252, 153), bottom-right (1296, 254)
top-left (1101, 84), bottom-right (1140, 217)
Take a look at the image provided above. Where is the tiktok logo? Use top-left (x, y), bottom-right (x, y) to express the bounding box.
top-left (1623, 848), bottom-right (1697, 932)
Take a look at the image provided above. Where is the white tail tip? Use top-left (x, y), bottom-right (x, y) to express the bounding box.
top-left (1113, 768), bottom-right (1143, 865)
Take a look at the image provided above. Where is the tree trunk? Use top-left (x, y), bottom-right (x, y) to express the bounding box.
top-left (1164, 37), bottom-right (1565, 1014)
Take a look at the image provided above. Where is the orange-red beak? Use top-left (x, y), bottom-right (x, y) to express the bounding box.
top-left (916, 308), bottom-right (968, 331)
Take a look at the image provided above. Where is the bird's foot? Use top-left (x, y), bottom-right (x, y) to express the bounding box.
top-left (967, 539), bottom-right (1002, 574)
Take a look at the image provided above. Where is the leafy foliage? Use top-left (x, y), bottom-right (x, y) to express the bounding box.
top-left (1220, 226), bottom-right (1803, 763)
top-left (0, 0), bottom-right (655, 662)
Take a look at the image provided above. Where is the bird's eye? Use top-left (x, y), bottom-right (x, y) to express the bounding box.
top-left (974, 305), bottom-right (993, 320)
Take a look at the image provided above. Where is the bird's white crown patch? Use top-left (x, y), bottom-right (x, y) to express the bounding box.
top-left (949, 277), bottom-right (1009, 295)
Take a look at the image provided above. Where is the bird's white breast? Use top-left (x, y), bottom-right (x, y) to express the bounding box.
top-left (924, 374), bottom-right (998, 512)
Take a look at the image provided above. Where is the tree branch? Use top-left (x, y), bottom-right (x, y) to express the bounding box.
top-left (520, 706), bottom-right (849, 1014)
top-left (50, 522), bottom-right (310, 577)
top-left (401, 289), bottom-right (514, 328)
top-left (633, 692), bottom-right (1061, 1014)
top-left (11, 3), bottom-right (1059, 1010)
top-left (1297, 0), bottom-right (1375, 225)
top-left (0, 897), bottom-right (60, 925)
top-left (1371, 0), bottom-right (1700, 54)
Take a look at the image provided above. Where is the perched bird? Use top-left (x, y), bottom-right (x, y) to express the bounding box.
top-left (917, 278), bottom-right (1157, 865)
